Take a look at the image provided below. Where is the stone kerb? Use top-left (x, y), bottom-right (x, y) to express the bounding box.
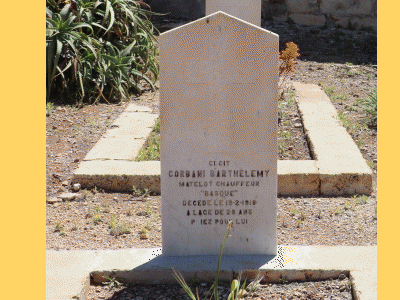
top-left (206, 0), bottom-right (261, 26)
top-left (159, 11), bottom-right (279, 256)
top-left (72, 84), bottom-right (372, 197)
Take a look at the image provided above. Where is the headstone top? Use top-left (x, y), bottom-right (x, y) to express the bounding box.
top-left (205, 0), bottom-right (261, 26)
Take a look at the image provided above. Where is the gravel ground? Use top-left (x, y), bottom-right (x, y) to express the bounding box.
top-left (46, 18), bottom-right (377, 299)
top-left (87, 275), bottom-right (353, 300)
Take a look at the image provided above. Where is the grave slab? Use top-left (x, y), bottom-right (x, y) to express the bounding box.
top-left (46, 246), bottom-right (377, 300)
top-left (159, 11), bottom-right (279, 256)
top-left (292, 82), bottom-right (372, 196)
top-left (206, 0), bottom-right (261, 26)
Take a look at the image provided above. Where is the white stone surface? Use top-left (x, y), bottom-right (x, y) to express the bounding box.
top-left (206, 0), bottom-right (261, 26)
top-left (159, 11), bottom-right (279, 256)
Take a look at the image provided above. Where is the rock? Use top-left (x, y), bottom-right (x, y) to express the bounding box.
top-left (140, 233), bottom-right (149, 240)
top-left (113, 197), bottom-right (118, 201)
top-left (72, 183), bottom-right (81, 191)
top-left (58, 186), bottom-right (67, 193)
top-left (59, 192), bottom-right (79, 201)
top-left (61, 180), bottom-right (69, 186)
top-left (294, 123), bottom-right (302, 128)
top-left (74, 158), bottom-right (80, 163)
top-left (47, 197), bottom-right (62, 204)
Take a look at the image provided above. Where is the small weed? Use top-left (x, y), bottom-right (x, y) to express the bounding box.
top-left (334, 207), bottom-right (343, 215)
top-left (357, 138), bottom-right (364, 149)
top-left (374, 206), bottom-right (377, 219)
top-left (55, 221), bottom-right (64, 232)
top-left (279, 277), bottom-right (288, 284)
top-left (72, 220), bottom-right (79, 231)
top-left (335, 112), bottom-right (353, 133)
top-left (102, 276), bottom-right (124, 290)
top-left (280, 131), bottom-right (292, 140)
top-left (127, 208), bottom-right (135, 216)
top-left (135, 119), bottom-right (161, 161)
top-left (296, 219), bottom-right (302, 228)
top-left (335, 94), bottom-right (348, 104)
top-left (109, 214), bottom-right (117, 229)
top-left (46, 102), bottom-right (54, 115)
top-left (102, 200), bottom-right (112, 213)
top-left (93, 215), bottom-right (102, 225)
top-left (144, 221), bottom-right (153, 232)
top-left (346, 105), bottom-right (358, 112)
top-left (111, 221), bottom-right (131, 236)
top-left (60, 228), bottom-right (67, 236)
top-left (278, 102), bottom-right (286, 120)
top-left (360, 88), bottom-right (377, 129)
top-left (300, 211), bottom-right (306, 221)
top-left (367, 74), bottom-right (373, 80)
top-left (286, 89), bottom-right (295, 106)
top-left (324, 86), bottom-right (335, 97)
top-left (140, 228), bottom-right (148, 235)
top-left (367, 161), bottom-right (377, 171)
top-left (132, 186), bottom-right (149, 197)
top-left (344, 202), bottom-right (352, 211)
top-left (279, 142), bottom-right (288, 157)
top-left (88, 116), bottom-right (98, 127)
top-left (290, 209), bottom-right (297, 216)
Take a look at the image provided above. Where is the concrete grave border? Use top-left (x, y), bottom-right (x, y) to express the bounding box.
top-left (46, 245), bottom-right (377, 300)
top-left (72, 82), bottom-right (372, 196)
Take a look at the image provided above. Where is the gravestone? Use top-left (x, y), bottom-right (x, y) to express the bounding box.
top-left (159, 11), bottom-right (278, 256)
top-left (206, 0), bottom-right (261, 26)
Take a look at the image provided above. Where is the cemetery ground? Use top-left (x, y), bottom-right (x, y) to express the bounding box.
top-left (46, 20), bottom-right (376, 299)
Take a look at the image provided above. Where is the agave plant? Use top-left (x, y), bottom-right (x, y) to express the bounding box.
top-left (46, 0), bottom-right (161, 103)
top-left (46, 3), bottom-right (96, 99)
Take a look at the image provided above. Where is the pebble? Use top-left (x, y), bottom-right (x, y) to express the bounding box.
top-left (294, 123), bottom-right (302, 128)
top-left (61, 180), bottom-right (69, 186)
top-left (72, 183), bottom-right (81, 192)
top-left (59, 192), bottom-right (79, 201)
top-left (47, 197), bottom-right (62, 204)
top-left (58, 186), bottom-right (67, 193)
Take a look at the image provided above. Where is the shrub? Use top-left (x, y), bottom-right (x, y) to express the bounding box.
top-left (46, 0), bottom-right (160, 104)
top-left (361, 88), bottom-right (377, 129)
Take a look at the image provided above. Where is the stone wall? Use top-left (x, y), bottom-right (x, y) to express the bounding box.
top-left (263, 0), bottom-right (377, 30)
top-left (146, 0), bottom-right (376, 30)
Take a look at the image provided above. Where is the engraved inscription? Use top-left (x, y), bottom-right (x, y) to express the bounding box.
top-left (167, 161), bottom-right (269, 226)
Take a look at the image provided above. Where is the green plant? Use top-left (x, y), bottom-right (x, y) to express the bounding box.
top-left (88, 116), bottom-right (97, 126)
top-left (102, 275), bottom-right (124, 290)
top-left (360, 88), bottom-right (377, 129)
top-left (334, 207), bottom-right (343, 215)
top-left (132, 185), bottom-right (146, 196)
top-left (279, 277), bottom-right (288, 284)
top-left (111, 221), bottom-right (131, 236)
top-left (357, 138), bottom-right (364, 149)
top-left (46, 0), bottom-right (160, 104)
top-left (46, 102), bottom-right (54, 116)
top-left (290, 209), bottom-right (297, 216)
top-left (72, 220), bottom-right (79, 231)
top-left (109, 214), bottom-right (117, 229)
top-left (324, 86), bottom-right (335, 97)
top-left (279, 131), bottom-right (292, 140)
top-left (344, 201), bottom-right (352, 211)
top-left (335, 94), bottom-right (348, 104)
top-left (173, 222), bottom-right (260, 300)
top-left (55, 221), bottom-right (64, 232)
top-left (134, 119), bottom-right (161, 161)
top-left (93, 214), bottom-right (102, 225)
